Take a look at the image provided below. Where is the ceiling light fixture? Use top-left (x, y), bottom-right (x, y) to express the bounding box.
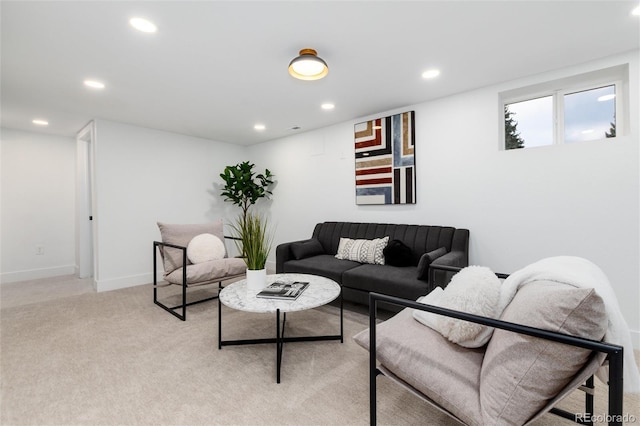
top-left (130, 17), bottom-right (157, 33)
top-left (32, 119), bottom-right (49, 126)
top-left (254, 124), bottom-right (266, 131)
top-left (84, 80), bottom-right (105, 89)
top-left (288, 48), bottom-right (328, 81)
top-left (321, 103), bottom-right (335, 110)
top-left (422, 69), bottom-right (441, 79)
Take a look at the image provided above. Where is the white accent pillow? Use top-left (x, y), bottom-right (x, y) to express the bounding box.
top-left (414, 265), bottom-right (501, 348)
top-left (335, 236), bottom-right (389, 265)
top-left (437, 265), bottom-right (501, 347)
top-left (187, 233), bottom-right (226, 264)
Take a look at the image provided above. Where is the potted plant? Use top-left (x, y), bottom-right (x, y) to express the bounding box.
top-left (233, 212), bottom-right (273, 290)
top-left (219, 161), bottom-right (274, 228)
top-left (220, 161), bottom-right (275, 288)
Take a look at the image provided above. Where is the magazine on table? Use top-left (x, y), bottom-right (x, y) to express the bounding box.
top-left (256, 281), bottom-right (310, 300)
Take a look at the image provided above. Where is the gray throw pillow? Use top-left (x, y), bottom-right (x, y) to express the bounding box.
top-left (290, 238), bottom-right (324, 260)
top-left (416, 247), bottom-right (447, 280)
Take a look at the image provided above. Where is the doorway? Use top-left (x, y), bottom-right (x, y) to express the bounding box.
top-left (76, 122), bottom-right (96, 282)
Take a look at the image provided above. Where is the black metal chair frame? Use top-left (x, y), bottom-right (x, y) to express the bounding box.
top-left (369, 266), bottom-right (625, 426)
top-left (153, 238), bottom-right (243, 321)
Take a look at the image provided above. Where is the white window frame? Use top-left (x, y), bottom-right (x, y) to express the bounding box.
top-left (500, 64), bottom-right (628, 150)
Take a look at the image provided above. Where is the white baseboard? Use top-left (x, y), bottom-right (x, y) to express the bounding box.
top-left (95, 272), bottom-right (154, 292)
top-left (0, 265), bottom-right (76, 284)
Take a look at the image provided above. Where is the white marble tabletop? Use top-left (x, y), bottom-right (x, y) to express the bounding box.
top-left (219, 273), bottom-right (340, 313)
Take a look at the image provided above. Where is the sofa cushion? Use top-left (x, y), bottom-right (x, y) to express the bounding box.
top-left (342, 264), bottom-right (429, 301)
top-left (383, 239), bottom-right (414, 267)
top-left (416, 247), bottom-right (447, 280)
top-left (480, 282), bottom-right (607, 425)
top-left (354, 308), bottom-right (484, 425)
top-left (335, 236), bottom-right (389, 265)
top-left (290, 238), bottom-right (324, 260)
top-left (282, 254), bottom-right (361, 283)
top-left (158, 221), bottom-right (225, 274)
top-left (165, 257), bottom-right (246, 285)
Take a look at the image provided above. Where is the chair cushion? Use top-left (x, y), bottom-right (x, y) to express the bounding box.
top-left (157, 221), bottom-right (225, 274)
top-left (187, 233), bottom-right (226, 264)
top-left (335, 236), bottom-right (389, 265)
top-left (480, 281), bottom-right (607, 425)
top-left (353, 308), bottom-right (484, 425)
top-left (165, 257), bottom-right (246, 285)
top-left (290, 238), bottom-right (324, 260)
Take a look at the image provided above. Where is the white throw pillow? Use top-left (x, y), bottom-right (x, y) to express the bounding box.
top-left (334, 236), bottom-right (389, 265)
top-left (436, 265), bottom-right (501, 347)
top-left (187, 233), bottom-right (226, 264)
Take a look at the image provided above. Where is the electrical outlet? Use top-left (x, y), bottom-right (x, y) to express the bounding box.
top-left (36, 245), bottom-right (44, 255)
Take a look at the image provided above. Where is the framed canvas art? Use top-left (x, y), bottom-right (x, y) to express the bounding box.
top-left (354, 111), bottom-right (415, 205)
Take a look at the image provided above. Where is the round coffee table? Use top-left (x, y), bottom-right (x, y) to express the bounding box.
top-left (218, 273), bottom-right (343, 383)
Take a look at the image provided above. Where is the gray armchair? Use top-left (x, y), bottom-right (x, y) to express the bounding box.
top-left (154, 221), bottom-right (246, 320)
top-left (356, 262), bottom-right (626, 425)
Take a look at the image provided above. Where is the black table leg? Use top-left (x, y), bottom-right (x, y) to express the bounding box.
top-left (218, 290), bottom-right (222, 350)
top-left (276, 309), bottom-right (281, 383)
top-left (220, 300), bottom-right (343, 383)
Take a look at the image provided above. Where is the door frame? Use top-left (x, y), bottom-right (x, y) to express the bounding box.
top-left (76, 121), bottom-right (98, 286)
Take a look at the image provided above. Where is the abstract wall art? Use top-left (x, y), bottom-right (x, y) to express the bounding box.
top-left (354, 111), bottom-right (415, 205)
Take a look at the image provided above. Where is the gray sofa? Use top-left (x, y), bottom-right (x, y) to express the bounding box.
top-left (276, 221), bottom-right (469, 310)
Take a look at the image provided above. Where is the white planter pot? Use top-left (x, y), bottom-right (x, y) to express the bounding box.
top-left (246, 268), bottom-right (267, 292)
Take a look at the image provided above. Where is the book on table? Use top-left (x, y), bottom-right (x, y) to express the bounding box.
top-left (256, 281), bottom-right (310, 300)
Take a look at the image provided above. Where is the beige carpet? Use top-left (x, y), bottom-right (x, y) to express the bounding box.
top-left (1, 282), bottom-right (638, 425)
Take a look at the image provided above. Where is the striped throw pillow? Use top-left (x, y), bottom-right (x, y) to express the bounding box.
top-left (335, 236), bottom-right (389, 265)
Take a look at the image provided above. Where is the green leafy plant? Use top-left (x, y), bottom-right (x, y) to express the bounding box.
top-left (232, 213), bottom-right (273, 270)
top-left (220, 161), bottom-right (274, 226)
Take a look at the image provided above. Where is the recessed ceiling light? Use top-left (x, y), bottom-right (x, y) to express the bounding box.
top-left (632, 5), bottom-right (640, 16)
top-left (321, 103), bottom-right (335, 110)
top-left (130, 17), bottom-right (157, 33)
top-left (422, 69), bottom-right (441, 79)
top-left (598, 94), bottom-right (616, 102)
top-left (32, 119), bottom-right (49, 126)
top-left (254, 124), bottom-right (266, 131)
top-left (84, 80), bottom-right (105, 89)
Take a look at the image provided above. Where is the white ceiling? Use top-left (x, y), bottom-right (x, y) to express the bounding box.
top-left (2, 1), bottom-right (639, 146)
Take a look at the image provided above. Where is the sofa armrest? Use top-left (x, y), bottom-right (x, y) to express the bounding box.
top-left (428, 261), bottom-right (510, 288)
top-left (276, 238), bottom-right (319, 272)
top-left (425, 250), bottom-right (467, 287)
top-left (430, 250), bottom-right (467, 268)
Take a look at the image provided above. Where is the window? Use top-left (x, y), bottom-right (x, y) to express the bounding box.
top-left (501, 65), bottom-right (627, 150)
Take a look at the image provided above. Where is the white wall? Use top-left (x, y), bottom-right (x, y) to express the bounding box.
top-left (0, 128), bottom-right (76, 282)
top-left (92, 120), bottom-right (245, 291)
top-left (2, 52), bottom-right (637, 347)
top-left (250, 50), bottom-right (640, 346)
